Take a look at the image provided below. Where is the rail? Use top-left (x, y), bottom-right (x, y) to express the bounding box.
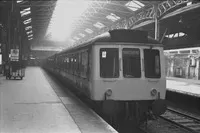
top-left (160, 107), bottom-right (200, 133)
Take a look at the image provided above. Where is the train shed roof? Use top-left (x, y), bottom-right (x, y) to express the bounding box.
top-left (2, 0), bottom-right (200, 51)
top-left (14, 0), bottom-right (159, 47)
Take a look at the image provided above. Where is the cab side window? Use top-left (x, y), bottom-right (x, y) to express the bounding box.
top-left (100, 48), bottom-right (119, 78)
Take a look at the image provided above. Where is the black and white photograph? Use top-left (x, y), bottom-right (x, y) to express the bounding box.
top-left (0, 0), bottom-right (200, 132)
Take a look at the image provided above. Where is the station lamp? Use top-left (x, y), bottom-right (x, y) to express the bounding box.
top-left (17, 0), bottom-right (23, 3)
top-left (20, 7), bottom-right (31, 17)
top-left (85, 28), bottom-right (93, 34)
top-left (106, 13), bottom-right (120, 22)
top-left (93, 22), bottom-right (105, 29)
top-left (25, 26), bottom-right (32, 31)
top-left (28, 34), bottom-right (33, 38)
top-left (23, 18), bottom-right (31, 25)
top-left (28, 37), bottom-right (33, 41)
top-left (26, 30), bottom-right (33, 35)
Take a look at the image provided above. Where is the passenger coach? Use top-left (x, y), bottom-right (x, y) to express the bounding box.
top-left (44, 29), bottom-right (167, 123)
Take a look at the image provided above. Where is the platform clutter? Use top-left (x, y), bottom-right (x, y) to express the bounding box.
top-left (6, 49), bottom-right (26, 80)
top-left (43, 29), bottom-right (167, 125)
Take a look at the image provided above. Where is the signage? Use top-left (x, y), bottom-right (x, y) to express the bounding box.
top-left (10, 49), bottom-right (19, 61)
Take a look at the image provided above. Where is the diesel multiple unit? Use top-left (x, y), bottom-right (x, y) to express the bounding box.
top-left (43, 29), bottom-right (167, 123)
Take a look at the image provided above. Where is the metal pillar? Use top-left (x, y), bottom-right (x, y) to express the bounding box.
top-left (9, 0), bottom-right (23, 61)
top-left (154, 3), bottom-right (160, 41)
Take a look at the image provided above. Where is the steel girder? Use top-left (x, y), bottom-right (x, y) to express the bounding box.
top-left (17, 0), bottom-right (200, 49)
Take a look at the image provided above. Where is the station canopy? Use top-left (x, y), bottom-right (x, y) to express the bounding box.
top-left (16, 0), bottom-right (158, 49)
top-left (16, 0), bottom-right (200, 51)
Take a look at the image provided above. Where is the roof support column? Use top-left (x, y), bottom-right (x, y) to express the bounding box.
top-left (6, 2), bottom-right (12, 62)
top-left (154, 3), bottom-right (160, 41)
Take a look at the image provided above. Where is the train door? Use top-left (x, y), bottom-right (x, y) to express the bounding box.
top-left (141, 46), bottom-right (166, 100)
top-left (112, 45), bottom-right (147, 100)
top-left (92, 44), bottom-right (121, 100)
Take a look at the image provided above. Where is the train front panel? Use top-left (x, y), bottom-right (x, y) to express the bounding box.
top-left (91, 43), bottom-right (166, 101)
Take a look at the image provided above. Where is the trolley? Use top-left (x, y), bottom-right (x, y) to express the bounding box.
top-left (5, 49), bottom-right (26, 80)
top-left (6, 61), bottom-right (25, 80)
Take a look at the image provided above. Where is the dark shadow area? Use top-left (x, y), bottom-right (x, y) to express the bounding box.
top-left (166, 90), bottom-right (200, 116)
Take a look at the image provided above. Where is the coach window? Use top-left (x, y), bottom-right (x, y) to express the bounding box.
top-left (71, 57), bottom-right (74, 74)
top-left (100, 48), bottom-right (119, 78)
top-left (77, 52), bottom-right (81, 76)
top-left (62, 56), bottom-right (65, 70)
top-left (123, 48), bottom-right (141, 78)
top-left (67, 57), bottom-right (69, 72)
top-left (81, 51), bottom-right (88, 78)
top-left (144, 49), bottom-right (161, 78)
top-left (74, 54), bottom-right (78, 75)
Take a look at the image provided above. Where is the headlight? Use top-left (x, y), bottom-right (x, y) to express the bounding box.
top-left (151, 88), bottom-right (157, 97)
top-left (105, 89), bottom-right (112, 96)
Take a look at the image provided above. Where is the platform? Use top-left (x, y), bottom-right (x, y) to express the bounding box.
top-left (0, 67), bottom-right (117, 133)
top-left (167, 77), bottom-right (200, 98)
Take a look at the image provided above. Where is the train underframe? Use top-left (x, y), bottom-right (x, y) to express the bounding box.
top-left (96, 99), bottom-right (167, 126)
top-left (44, 68), bottom-right (167, 126)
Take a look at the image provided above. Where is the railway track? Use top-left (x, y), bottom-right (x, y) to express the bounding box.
top-left (160, 107), bottom-right (200, 133)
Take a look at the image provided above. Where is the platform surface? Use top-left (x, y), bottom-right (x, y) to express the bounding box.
top-left (0, 67), bottom-right (117, 133)
top-left (167, 77), bottom-right (200, 97)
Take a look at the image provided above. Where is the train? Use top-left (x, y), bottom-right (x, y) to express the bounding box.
top-left (43, 29), bottom-right (167, 124)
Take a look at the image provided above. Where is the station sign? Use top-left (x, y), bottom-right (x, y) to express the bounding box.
top-left (10, 49), bottom-right (19, 61)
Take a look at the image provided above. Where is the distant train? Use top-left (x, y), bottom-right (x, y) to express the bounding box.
top-left (43, 29), bottom-right (167, 124)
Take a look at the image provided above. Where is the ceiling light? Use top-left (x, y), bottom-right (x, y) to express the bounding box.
top-left (134, 0), bottom-right (145, 7)
top-left (21, 11), bottom-right (31, 17)
top-left (20, 7), bottom-right (30, 13)
top-left (174, 33), bottom-right (179, 38)
top-left (17, 0), bottom-right (23, 3)
top-left (93, 22), bottom-right (105, 29)
top-left (85, 28), bottom-right (93, 34)
top-left (79, 33), bottom-right (85, 37)
top-left (167, 34), bottom-right (174, 38)
top-left (20, 7), bottom-right (31, 17)
top-left (27, 30), bottom-right (33, 35)
top-left (179, 32), bottom-right (185, 37)
top-left (125, 0), bottom-right (144, 11)
top-left (106, 13), bottom-right (120, 22)
top-left (187, 2), bottom-right (192, 6)
top-left (165, 32), bottom-right (186, 38)
top-left (25, 26), bottom-right (32, 30)
top-left (28, 34), bottom-right (33, 38)
top-left (28, 37), bottom-right (33, 40)
top-left (23, 18), bottom-right (31, 24)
